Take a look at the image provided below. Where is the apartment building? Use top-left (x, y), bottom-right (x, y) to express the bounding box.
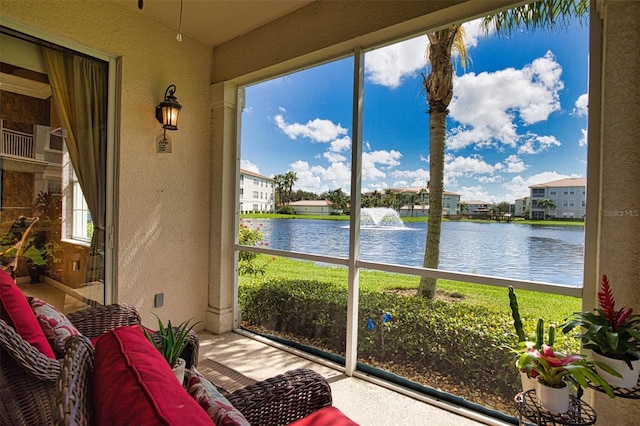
top-left (239, 169), bottom-right (274, 213)
top-left (529, 178), bottom-right (586, 219)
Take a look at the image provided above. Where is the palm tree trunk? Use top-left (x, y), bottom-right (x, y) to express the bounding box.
top-left (417, 28), bottom-right (456, 299)
top-left (418, 109), bottom-right (446, 298)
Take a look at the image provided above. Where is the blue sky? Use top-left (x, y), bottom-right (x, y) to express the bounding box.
top-left (240, 17), bottom-right (588, 204)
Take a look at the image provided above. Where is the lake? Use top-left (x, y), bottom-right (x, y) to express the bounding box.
top-left (248, 219), bottom-right (585, 287)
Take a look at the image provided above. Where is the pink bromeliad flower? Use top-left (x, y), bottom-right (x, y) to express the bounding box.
top-left (537, 345), bottom-right (583, 367)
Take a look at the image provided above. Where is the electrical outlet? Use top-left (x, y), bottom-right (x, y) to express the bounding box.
top-left (154, 293), bottom-right (164, 307)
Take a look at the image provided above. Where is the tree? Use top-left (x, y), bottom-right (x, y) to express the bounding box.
top-left (273, 173), bottom-right (286, 207)
top-left (283, 171), bottom-right (298, 205)
top-left (459, 201), bottom-right (469, 217)
top-left (417, 25), bottom-right (467, 298)
top-left (535, 198), bottom-right (557, 219)
top-left (324, 188), bottom-right (349, 213)
top-left (417, 0), bottom-right (588, 298)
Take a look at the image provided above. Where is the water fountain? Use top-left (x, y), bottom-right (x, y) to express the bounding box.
top-left (360, 207), bottom-right (405, 228)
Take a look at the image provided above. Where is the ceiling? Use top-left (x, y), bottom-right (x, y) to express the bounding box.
top-left (119, 0), bottom-right (314, 47)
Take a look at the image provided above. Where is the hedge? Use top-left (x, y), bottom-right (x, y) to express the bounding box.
top-left (239, 278), bottom-right (520, 397)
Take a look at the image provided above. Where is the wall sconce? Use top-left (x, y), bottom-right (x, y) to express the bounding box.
top-left (155, 84), bottom-right (182, 131)
top-left (155, 85), bottom-right (182, 153)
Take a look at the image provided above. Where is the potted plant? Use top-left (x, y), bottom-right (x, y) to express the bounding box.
top-left (515, 343), bottom-right (616, 414)
top-left (143, 315), bottom-right (200, 384)
top-left (507, 287), bottom-right (554, 392)
top-left (562, 274), bottom-right (640, 388)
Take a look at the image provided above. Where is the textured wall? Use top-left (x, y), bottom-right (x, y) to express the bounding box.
top-left (1, 0), bottom-right (213, 327)
top-left (593, 0), bottom-right (640, 422)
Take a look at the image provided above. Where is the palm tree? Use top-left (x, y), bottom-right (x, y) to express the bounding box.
top-left (273, 173), bottom-right (286, 207)
top-left (283, 171), bottom-right (298, 205)
top-left (417, 25), bottom-right (467, 298)
top-left (417, 0), bottom-right (588, 298)
top-left (535, 198), bottom-right (557, 219)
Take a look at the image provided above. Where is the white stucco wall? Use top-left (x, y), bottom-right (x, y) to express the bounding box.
top-left (1, 0), bottom-right (213, 327)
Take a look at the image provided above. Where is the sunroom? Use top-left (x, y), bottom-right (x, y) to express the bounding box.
top-left (1, 0), bottom-right (638, 424)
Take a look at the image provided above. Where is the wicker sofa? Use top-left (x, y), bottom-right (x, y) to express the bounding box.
top-left (1, 266), bottom-right (353, 425)
top-left (0, 303), bottom-right (146, 425)
top-left (56, 323), bottom-right (350, 426)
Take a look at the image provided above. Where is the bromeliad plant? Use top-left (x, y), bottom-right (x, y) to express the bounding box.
top-left (143, 315), bottom-right (201, 368)
top-left (515, 343), bottom-right (617, 397)
top-left (562, 274), bottom-right (640, 368)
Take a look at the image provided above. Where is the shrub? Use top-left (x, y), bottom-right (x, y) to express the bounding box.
top-left (238, 221), bottom-right (269, 276)
top-left (239, 279), bottom-right (519, 397)
top-left (276, 206), bottom-right (296, 215)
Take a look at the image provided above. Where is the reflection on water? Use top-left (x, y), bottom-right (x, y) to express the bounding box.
top-left (247, 219), bottom-right (584, 287)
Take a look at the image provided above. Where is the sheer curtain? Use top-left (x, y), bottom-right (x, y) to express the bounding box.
top-left (42, 47), bottom-right (107, 282)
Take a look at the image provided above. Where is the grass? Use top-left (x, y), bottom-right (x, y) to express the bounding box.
top-left (240, 254), bottom-right (581, 329)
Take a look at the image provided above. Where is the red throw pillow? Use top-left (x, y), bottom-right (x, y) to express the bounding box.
top-left (93, 325), bottom-right (211, 425)
top-left (0, 269), bottom-right (55, 358)
top-left (288, 406), bottom-right (359, 426)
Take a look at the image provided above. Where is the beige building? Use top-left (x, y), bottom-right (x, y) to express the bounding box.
top-left (529, 177), bottom-right (586, 220)
top-left (288, 200), bottom-right (335, 216)
top-left (1, 1), bottom-right (638, 423)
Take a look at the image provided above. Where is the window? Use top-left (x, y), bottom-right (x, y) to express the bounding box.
top-left (253, 191), bottom-right (259, 198)
top-left (1, 26), bottom-right (113, 309)
top-left (254, 179), bottom-right (259, 185)
top-left (549, 189), bottom-right (557, 195)
top-left (237, 9), bottom-right (588, 420)
top-left (72, 179), bottom-right (92, 242)
top-left (563, 188), bottom-right (569, 195)
top-left (569, 188), bottom-right (575, 195)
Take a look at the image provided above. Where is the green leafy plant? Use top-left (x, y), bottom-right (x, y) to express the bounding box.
top-left (143, 315), bottom-right (200, 368)
top-left (562, 274), bottom-right (640, 367)
top-left (514, 343), bottom-right (617, 397)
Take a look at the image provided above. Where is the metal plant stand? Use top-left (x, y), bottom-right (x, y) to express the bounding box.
top-left (589, 375), bottom-right (640, 399)
top-left (514, 390), bottom-right (597, 426)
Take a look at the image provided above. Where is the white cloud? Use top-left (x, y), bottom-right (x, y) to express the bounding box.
top-left (240, 159), bottom-right (260, 174)
top-left (445, 154), bottom-right (499, 178)
top-left (365, 37), bottom-right (427, 88)
top-left (518, 134), bottom-right (561, 154)
top-left (502, 171), bottom-right (579, 199)
top-left (390, 168), bottom-right (430, 187)
top-left (458, 185), bottom-right (497, 203)
top-left (289, 159), bottom-right (352, 194)
top-left (448, 51), bottom-right (564, 150)
top-left (323, 151), bottom-right (346, 163)
top-left (364, 19), bottom-right (487, 89)
top-left (503, 155), bottom-right (528, 173)
top-left (579, 128), bottom-right (588, 147)
top-left (275, 114), bottom-right (348, 142)
top-left (330, 136), bottom-right (351, 152)
top-left (573, 93), bottom-right (588, 117)
top-left (361, 150), bottom-right (402, 181)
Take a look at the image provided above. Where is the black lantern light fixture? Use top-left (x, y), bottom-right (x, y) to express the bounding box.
top-left (156, 84), bottom-right (182, 131)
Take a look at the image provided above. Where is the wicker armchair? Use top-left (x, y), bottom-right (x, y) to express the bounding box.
top-left (0, 303), bottom-right (140, 425)
top-left (224, 368), bottom-right (333, 426)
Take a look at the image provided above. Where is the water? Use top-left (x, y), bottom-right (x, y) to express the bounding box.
top-left (246, 219), bottom-right (585, 287)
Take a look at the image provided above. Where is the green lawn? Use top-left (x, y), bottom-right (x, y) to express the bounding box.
top-left (240, 255), bottom-right (581, 329)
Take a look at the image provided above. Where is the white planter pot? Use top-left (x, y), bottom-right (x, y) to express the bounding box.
top-left (592, 351), bottom-right (640, 388)
top-left (520, 370), bottom-right (537, 393)
top-left (172, 358), bottom-right (186, 385)
top-left (536, 380), bottom-right (570, 414)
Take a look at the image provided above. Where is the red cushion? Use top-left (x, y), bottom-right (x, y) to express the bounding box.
top-left (0, 269), bottom-right (55, 358)
top-left (93, 325), bottom-right (211, 425)
top-left (288, 406), bottom-right (358, 426)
